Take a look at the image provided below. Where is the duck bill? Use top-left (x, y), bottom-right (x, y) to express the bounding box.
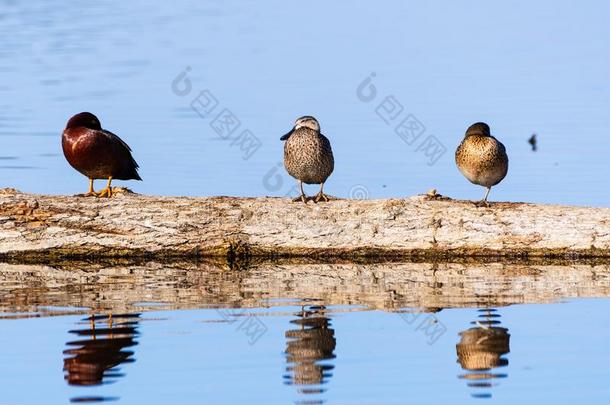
top-left (280, 129), bottom-right (293, 141)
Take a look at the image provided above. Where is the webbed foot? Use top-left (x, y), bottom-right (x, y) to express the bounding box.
top-left (313, 192), bottom-right (330, 203)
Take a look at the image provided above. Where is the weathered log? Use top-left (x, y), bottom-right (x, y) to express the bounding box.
top-left (1, 188), bottom-right (610, 261)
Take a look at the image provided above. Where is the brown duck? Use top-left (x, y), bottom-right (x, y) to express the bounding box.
top-left (62, 112), bottom-right (141, 197)
top-left (281, 116), bottom-right (334, 203)
top-left (455, 122), bottom-right (508, 203)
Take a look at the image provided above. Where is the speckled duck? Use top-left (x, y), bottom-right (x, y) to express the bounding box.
top-left (455, 122), bottom-right (508, 203)
top-left (281, 116), bottom-right (334, 203)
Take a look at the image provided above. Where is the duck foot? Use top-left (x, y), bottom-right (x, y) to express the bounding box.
top-left (474, 200), bottom-right (490, 208)
top-left (97, 187), bottom-right (114, 198)
top-left (79, 179), bottom-right (97, 197)
top-left (313, 192), bottom-right (330, 203)
top-left (292, 194), bottom-right (308, 203)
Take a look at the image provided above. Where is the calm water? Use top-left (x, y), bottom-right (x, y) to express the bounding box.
top-left (2, 1), bottom-right (610, 404)
top-left (0, 0), bottom-right (609, 204)
top-left (1, 261), bottom-right (610, 404)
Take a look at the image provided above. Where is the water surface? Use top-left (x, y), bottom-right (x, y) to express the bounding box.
top-left (2, 1), bottom-right (610, 404)
top-left (1, 261), bottom-right (610, 404)
top-left (1, 1), bottom-right (609, 205)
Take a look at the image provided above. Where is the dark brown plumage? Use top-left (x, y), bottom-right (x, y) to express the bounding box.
top-left (62, 112), bottom-right (141, 197)
top-left (455, 122), bottom-right (508, 203)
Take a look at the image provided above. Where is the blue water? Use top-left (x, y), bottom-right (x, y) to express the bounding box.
top-left (1, 301), bottom-right (609, 404)
top-left (2, 1), bottom-right (610, 403)
top-left (1, 0), bottom-right (609, 204)
top-left (1, 258), bottom-right (609, 404)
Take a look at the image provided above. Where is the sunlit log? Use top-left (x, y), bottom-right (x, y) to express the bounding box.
top-left (1, 188), bottom-right (609, 261)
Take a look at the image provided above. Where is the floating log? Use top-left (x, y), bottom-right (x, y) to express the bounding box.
top-left (1, 188), bottom-right (610, 261)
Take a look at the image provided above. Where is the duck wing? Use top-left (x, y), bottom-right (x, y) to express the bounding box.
top-left (102, 129), bottom-right (142, 180)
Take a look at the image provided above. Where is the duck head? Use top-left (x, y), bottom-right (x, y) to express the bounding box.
top-left (280, 115), bottom-right (320, 141)
top-left (65, 112), bottom-right (102, 130)
top-left (465, 122), bottom-right (491, 137)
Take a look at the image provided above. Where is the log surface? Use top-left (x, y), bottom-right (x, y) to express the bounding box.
top-left (1, 188), bottom-right (610, 260)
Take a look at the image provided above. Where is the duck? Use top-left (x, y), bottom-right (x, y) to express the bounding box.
top-left (62, 112), bottom-right (141, 197)
top-left (281, 116), bottom-right (334, 203)
top-left (455, 122), bottom-right (508, 204)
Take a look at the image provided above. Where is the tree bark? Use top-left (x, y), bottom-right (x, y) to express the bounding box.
top-left (1, 188), bottom-right (610, 261)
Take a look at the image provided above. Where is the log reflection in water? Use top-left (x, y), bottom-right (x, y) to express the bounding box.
top-left (2, 261), bottom-right (610, 316)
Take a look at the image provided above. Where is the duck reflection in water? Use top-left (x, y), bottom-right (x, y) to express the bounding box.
top-left (456, 308), bottom-right (510, 399)
top-left (284, 305), bottom-right (336, 401)
top-left (63, 313), bottom-right (140, 388)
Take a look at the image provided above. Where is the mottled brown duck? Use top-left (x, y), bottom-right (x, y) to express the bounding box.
top-left (281, 116), bottom-right (334, 203)
top-left (455, 122), bottom-right (508, 204)
top-left (62, 112), bottom-right (141, 197)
